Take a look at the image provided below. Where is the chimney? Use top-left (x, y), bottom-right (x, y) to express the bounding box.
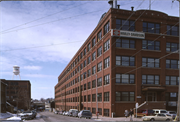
top-left (117, 5), bottom-right (120, 9)
top-left (113, 0), bottom-right (117, 8)
top-left (131, 6), bottom-right (134, 11)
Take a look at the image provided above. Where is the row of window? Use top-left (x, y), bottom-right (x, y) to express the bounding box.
top-left (115, 19), bottom-right (179, 36)
top-left (116, 39), bottom-right (179, 52)
top-left (116, 55), bottom-right (179, 69)
top-left (115, 74), bottom-right (179, 85)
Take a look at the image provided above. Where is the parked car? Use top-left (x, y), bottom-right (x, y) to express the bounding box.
top-left (65, 111), bottom-right (70, 116)
top-left (31, 110), bottom-right (37, 118)
top-left (72, 110), bottom-right (79, 117)
top-left (134, 109), bottom-right (154, 117)
top-left (58, 110), bottom-right (65, 115)
top-left (7, 116), bottom-right (23, 121)
top-left (153, 109), bottom-right (168, 114)
top-left (69, 109), bottom-right (78, 116)
top-left (166, 111), bottom-right (177, 120)
top-left (78, 110), bottom-right (92, 119)
top-left (18, 111), bottom-right (34, 120)
top-left (142, 113), bottom-right (172, 121)
top-left (62, 111), bottom-right (66, 116)
top-left (54, 110), bottom-right (59, 114)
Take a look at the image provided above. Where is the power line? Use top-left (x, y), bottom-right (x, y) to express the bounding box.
top-left (1, 2), bottom-right (91, 33)
top-left (0, 40), bottom-right (84, 52)
top-left (0, 9), bottom-right (106, 35)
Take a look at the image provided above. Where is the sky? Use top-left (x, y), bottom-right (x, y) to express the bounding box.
top-left (0, 0), bottom-right (179, 100)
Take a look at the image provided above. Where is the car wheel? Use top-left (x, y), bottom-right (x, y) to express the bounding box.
top-left (89, 117), bottom-right (91, 119)
top-left (150, 118), bottom-right (155, 121)
top-left (166, 119), bottom-right (170, 121)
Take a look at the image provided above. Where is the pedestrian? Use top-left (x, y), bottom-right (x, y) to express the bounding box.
top-left (129, 109), bottom-right (134, 121)
top-left (124, 110), bottom-right (129, 118)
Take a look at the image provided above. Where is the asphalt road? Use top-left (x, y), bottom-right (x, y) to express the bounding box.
top-left (26, 111), bottom-right (96, 122)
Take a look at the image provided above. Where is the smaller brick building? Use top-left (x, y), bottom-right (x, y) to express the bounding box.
top-left (1, 80), bottom-right (7, 113)
top-left (1, 79), bottom-right (31, 111)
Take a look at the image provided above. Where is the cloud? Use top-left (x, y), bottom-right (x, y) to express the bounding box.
top-left (23, 66), bottom-right (42, 70)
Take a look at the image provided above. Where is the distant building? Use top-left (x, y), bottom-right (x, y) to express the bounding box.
top-left (1, 79), bottom-right (31, 111)
top-left (1, 80), bottom-right (7, 113)
top-left (55, 1), bottom-right (179, 117)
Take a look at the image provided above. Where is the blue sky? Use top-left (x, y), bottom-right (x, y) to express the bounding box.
top-left (0, 0), bottom-right (179, 100)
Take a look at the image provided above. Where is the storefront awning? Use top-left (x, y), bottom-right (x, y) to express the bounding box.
top-left (142, 87), bottom-right (165, 91)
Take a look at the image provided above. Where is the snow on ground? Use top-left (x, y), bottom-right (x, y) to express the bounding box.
top-left (0, 112), bottom-right (16, 119)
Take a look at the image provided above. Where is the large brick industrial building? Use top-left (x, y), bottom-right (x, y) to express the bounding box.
top-left (55, 1), bottom-right (179, 117)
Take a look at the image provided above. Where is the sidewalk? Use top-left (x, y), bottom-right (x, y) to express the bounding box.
top-left (92, 116), bottom-right (143, 121)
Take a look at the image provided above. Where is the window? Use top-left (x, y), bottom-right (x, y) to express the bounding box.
top-left (166, 59), bottom-right (179, 69)
top-left (165, 92), bottom-right (178, 101)
top-left (116, 92), bottom-right (135, 101)
top-left (104, 57), bottom-right (110, 68)
top-left (104, 74), bottom-right (110, 85)
top-left (88, 82), bottom-right (91, 89)
top-left (88, 95), bottom-right (91, 102)
top-left (87, 56), bottom-right (91, 64)
top-left (92, 66), bottom-right (96, 74)
top-left (166, 42), bottom-right (179, 52)
top-left (97, 30), bottom-right (102, 42)
top-left (92, 108), bottom-right (96, 114)
top-left (116, 56), bottom-right (135, 66)
top-left (83, 72), bottom-right (86, 79)
top-left (97, 62), bottom-right (102, 72)
top-left (84, 95), bottom-right (86, 102)
top-left (116, 19), bottom-right (135, 31)
top-left (87, 69), bottom-right (91, 77)
top-left (84, 60), bottom-right (87, 67)
top-left (92, 94), bottom-right (96, 102)
top-left (116, 74), bottom-right (135, 84)
top-left (92, 80), bottom-right (96, 88)
top-left (143, 22), bottom-right (160, 34)
top-left (84, 48), bottom-right (86, 56)
top-left (104, 109), bottom-right (109, 117)
top-left (97, 46), bottom-right (102, 57)
top-left (80, 74), bottom-right (83, 81)
top-left (84, 84), bottom-right (86, 90)
top-left (92, 51), bottom-right (96, 61)
top-left (80, 63), bottom-right (83, 70)
top-left (142, 57), bottom-right (159, 68)
top-left (104, 39), bottom-right (110, 52)
top-left (116, 39), bottom-right (135, 48)
top-left (80, 52), bottom-right (83, 59)
top-left (166, 76), bottom-right (179, 85)
top-left (98, 108), bottom-right (102, 115)
top-left (142, 40), bottom-right (160, 50)
top-left (142, 75), bottom-right (159, 84)
top-left (87, 43), bottom-right (91, 52)
top-left (98, 93), bottom-right (102, 101)
top-left (104, 92), bottom-right (109, 101)
top-left (167, 25), bottom-right (179, 36)
top-left (92, 38), bottom-right (96, 47)
top-left (104, 21), bottom-right (110, 35)
top-left (97, 77), bottom-right (102, 87)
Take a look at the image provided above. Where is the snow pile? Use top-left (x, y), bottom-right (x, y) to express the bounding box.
top-left (0, 112), bottom-right (14, 119)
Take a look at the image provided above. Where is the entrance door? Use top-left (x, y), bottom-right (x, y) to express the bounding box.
top-left (146, 92), bottom-right (157, 101)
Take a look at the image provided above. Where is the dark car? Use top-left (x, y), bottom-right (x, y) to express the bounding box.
top-left (72, 110), bottom-right (79, 117)
top-left (78, 110), bottom-right (92, 119)
top-left (134, 109), bottom-right (154, 117)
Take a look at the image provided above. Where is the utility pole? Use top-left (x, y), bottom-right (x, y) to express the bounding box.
top-left (96, 75), bottom-right (98, 119)
top-left (79, 70), bottom-right (81, 111)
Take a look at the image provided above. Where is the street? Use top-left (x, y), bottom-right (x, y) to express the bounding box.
top-left (27, 111), bottom-right (96, 122)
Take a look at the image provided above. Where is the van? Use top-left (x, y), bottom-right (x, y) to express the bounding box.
top-left (153, 109), bottom-right (168, 114)
top-left (69, 109), bottom-right (78, 116)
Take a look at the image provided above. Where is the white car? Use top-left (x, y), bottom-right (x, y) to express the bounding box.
top-left (166, 111), bottom-right (177, 119)
top-left (7, 116), bottom-right (22, 120)
top-left (142, 113), bottom-right (172, 121)
top-left (18, 111), bottom-right (34, 120)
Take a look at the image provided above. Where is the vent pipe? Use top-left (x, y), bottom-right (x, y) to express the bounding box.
top-left (131, 6), bottom-right (134, 11)
top-left (113, 0), bottom-right (117, 8)
top-left (117, 5), bottom-right (120, 9)
top-left (108, 0), bottom-right (113, 8)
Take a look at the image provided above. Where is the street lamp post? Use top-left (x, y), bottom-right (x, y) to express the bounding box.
top-left (79, 70), bottom-right (81, 111)
top-left (96, 75), bottom-right (98, 119)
